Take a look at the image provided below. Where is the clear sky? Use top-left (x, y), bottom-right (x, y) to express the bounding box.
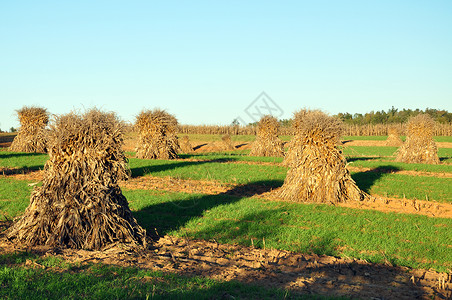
top-left (1, 1), bottom-right (451, 130)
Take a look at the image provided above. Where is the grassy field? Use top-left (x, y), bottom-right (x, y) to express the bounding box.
top-left (1, 135), bottom-right (452, 298)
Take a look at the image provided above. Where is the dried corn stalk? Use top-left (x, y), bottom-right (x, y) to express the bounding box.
top-left (395, 114), bottom-right (439, 164)
top-left (276, 109), bottom-right (369, 204)
top-left (10, 106), bottom-right (49, 153)
top-left (249, 115), bottom-right (284, 157)
top-left (7, 109), bottom-right (146, 250)
top-left (385, 125), bottom-right (403, 146)
top-left (179, 135), bottom-right (194, 153)
top-left (220, 134), bottom-right (235, 151)
top-left (135, 109), bottom-right (180, 159)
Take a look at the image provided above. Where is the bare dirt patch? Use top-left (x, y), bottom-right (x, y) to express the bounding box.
top-left (0, 231), bottom-right (450, 299)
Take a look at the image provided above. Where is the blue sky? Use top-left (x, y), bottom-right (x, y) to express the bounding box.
top-left (1, 1), bottom-right (451, 130)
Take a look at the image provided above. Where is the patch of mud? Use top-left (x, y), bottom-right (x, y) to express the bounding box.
top-left (0, 233), bottom-right (450, 299)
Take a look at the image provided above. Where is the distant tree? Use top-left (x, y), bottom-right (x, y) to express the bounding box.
top-left (10, 127), bottom-right (17, 133)
top-left (231, 118), bottom-right (240, 126)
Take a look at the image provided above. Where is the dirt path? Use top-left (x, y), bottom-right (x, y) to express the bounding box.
top-left (0, 233), bottom-right (450, 299)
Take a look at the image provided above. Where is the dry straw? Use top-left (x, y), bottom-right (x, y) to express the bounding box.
top-left (179, 135), bottom-right (194, 153)
top-left (249, 115), bottom-right (284, 157)
top-left (281, 110), bottom-right (311, 166)
top-left (395, 114), bottom-right (439, 164)
top-left (276, 109), bottom-right (369, 204)
top-left (385, 125), bottom-right (403, 146)
top-left (10, 106), bottom-right (49, 153)
top-left (135, 109), bottom-right (181, 159)
top-left (7, 109), bottom-right (146, 250)
top-left (220, 134), bottom-right (235, 151)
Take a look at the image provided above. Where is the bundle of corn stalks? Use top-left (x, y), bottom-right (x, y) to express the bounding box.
top-left (395, 114), bottom-right (439, 164)
top-left (10, 106), bottom-right (49, 153)
top-left (179, 135), bottom-right (194, 153)
top-left (249, 115), bottom-right (284, 157)
top-left (281, 110), bottom-right (310, 166)
top-left (385, 126), bottom-right (403, 146)
top-left (7, 109), bottom-right (146, 250)
top-left (276, 109), bottom-right (369, 204)
top-left (135, 109), bottom-right (181, 159)
top-left (220, 134), bottom-right (235, 151)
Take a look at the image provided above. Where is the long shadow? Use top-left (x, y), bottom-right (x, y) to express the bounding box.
top-left (192, 143), bottom-right (207, 150)
top-left (133, 180), bottom-right (282, 236)
top-left (346, 156), bottom-right (382, 162)
top-left (351, 165), bottom-right (401, 194)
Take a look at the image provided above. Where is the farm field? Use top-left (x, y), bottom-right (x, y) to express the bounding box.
top-left (1, 134), bottom-right (452, 299)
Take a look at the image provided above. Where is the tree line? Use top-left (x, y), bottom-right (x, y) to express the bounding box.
top-left (333, 107), bottom-right (451, 125)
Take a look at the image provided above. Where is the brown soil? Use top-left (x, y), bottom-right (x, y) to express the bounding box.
top-left (0, 230), bottom-right (450, 299)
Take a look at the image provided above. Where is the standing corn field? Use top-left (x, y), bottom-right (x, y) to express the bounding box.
top-left (249, 115), bottom-right (284, 157)
top-left (7, 109), bottom-right (146, 250)
top-left (10, 106), bottom-right (49, 153)
top-left (135, 109), bottom-right (181, 159)
top-left (276, 109), bottom-right (369, 204)
top-left (395, 114), bottom-right (440, 164)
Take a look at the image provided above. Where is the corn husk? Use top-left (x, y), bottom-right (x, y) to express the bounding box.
top-left (276, 109), bottom-right (369, 204)
top-left (395, 114), bottom-right (439, 164)
top-left (135, 109), bottom-right (180, 159)
top-left (10, 106), bottom-right (49, 153)
top-left (249, 115), bottom-right (284, 157)
top-left (7, 109), bottom-right (146, 250)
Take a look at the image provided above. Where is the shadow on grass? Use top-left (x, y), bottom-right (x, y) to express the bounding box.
top-left (133, 180), bottom-right (282, 236)
top-left (351, 165), bottom-right (401, 194)
top-left (346, 156), bottom-right (382, 163)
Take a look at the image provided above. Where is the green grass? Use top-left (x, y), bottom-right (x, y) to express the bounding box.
top-left (341, 146), bottom-right (398, 157)
top-left (351, 172), bottom-right (452, 202)
top-left (1, 177), bottom-right (451, 273)
top-left (0, 178), bottom-right (35, 219)
top-left (0, 151), bottom-right (47, 171)
top-left (348, 159), bottom-right (452, 173)
top-left (125, 190), bottom-right (452, 272)
top-left (0, 256), bottom-right (320, 300)
top-left (128, 157), bottom-right (287, 185)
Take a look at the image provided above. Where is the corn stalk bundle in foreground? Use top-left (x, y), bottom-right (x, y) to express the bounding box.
top-left (395, 114), bottom-right (439, 164)
top-left (179, 135), bottom-right (194, 153)
top-left (10, 106), bottom-right (49, 153)
top-left (276, 110), bottom-right (369, 204)
top-left (135, 109), bottom-right (180, 159)
top-left (7, 109), bottom-right (146, 250)
top-left (385, 125), bottom-right (403, 146)
top-left (281, 110), bottom-right (311, 167)
top-left (249, 115), bottom-right (284, 157)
